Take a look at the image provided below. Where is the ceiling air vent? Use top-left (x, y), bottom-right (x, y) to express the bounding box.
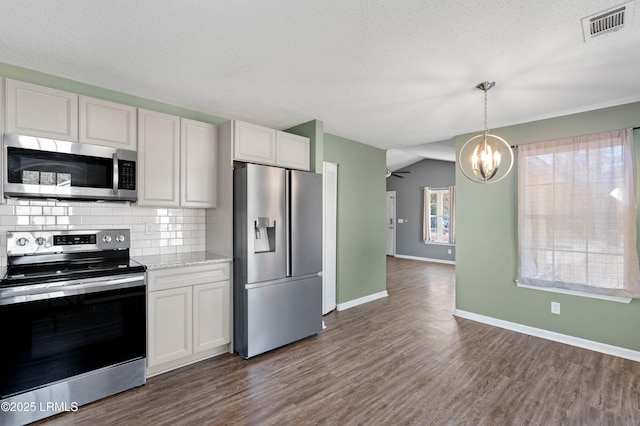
top-left (582, 1), bottom-right (634, 41)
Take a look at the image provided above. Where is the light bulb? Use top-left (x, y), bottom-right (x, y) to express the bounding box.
top-left (471, 138), bottom-right (500, 181)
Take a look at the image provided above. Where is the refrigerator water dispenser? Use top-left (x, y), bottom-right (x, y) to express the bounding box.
top-left (254, 217), bottom-right (275, 253)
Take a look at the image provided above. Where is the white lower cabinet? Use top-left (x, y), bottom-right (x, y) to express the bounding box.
top-left (147, 262), bottom-right (231, 377)
top-left (148, 286), bottom-right (193, 366)
top-left (193, 281), bottom-right (230, 352)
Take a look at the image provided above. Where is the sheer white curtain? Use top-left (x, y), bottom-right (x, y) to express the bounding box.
top-left (423, 187), bottom-right (431, 242)
top-left (517, 128), bottom-right (640, 298)
top-left (449, 185), bottom-right (456, 244)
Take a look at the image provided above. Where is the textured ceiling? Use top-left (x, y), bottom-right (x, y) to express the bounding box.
top-left (1, 1), bottom-right (639, 169)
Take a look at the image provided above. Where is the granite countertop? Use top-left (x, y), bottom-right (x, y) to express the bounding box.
top-left (133, 251), bottom-right (232, 270)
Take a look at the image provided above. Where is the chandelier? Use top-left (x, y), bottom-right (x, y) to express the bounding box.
top-left (458, 81), bottom-right (514, 184)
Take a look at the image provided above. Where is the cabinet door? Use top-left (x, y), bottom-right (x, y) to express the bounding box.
top-left (137, 109), bottom-right (180, 206)
top-left (233, 120), bottom-right (276, 165)
top-left (148, 287), bottom-right (193, 367)
top-left (276, 131), bottom-right (310, 170)
top-left (181, 118), bottom-right (217, 208)
top-left (5, 79), bottom-right (78, 141)
top-left (79, 96), bottom-right (137, 150)
top-left (193, 281), bottom-right (231, 353)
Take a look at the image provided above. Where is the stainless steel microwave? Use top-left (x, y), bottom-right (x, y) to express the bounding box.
top-left (3, 133), bottom-right (137, 201)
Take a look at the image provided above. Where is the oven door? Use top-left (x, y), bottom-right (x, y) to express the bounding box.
top-left (0, 273), bottom-right (146, 399)
top-left (3, 133), bottom-right (137, 201)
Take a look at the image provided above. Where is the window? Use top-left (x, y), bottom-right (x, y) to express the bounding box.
top-left (517, 129), bottom-right (640, 298)
top-left (423, 186), bottom-right (455, 244)
top-left (430, 189), bottom-right (450, 243)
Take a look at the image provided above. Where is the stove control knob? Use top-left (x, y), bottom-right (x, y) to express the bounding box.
top-left (16, 237), bottom-right (29, 246)
top-left (35, 237), bottom-right (46, 246)
top-left (102, 235), bottom-right (112, 243)
top-left (116, 234), bottom-right (126, 243)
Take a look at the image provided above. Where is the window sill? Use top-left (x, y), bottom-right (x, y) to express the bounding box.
top-left (423, 242), bottom-right (455, 246)
top-left (515, 281), bottom-right (632, 304)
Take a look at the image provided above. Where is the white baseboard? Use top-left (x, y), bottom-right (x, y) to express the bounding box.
top-left (337, 291), bottom-right (388, 311)
top-left (453, 309), bottom-right (640, 362)
top-left (394, 254), bottom-right (455, 265)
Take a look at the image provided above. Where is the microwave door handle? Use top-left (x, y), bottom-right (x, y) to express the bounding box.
top-left (112, 153), bottom-right (119, 195)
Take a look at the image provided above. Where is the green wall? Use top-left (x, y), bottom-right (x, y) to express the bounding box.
top-left (324, 133), bottom-right (387, 303)
top-left (0, 61), bottom-right (227, 124)
top-left (285, 120), bottom-right (324, 173)
top-left (285, 122), bottom-right (388, 304)
top-left (455, 102), bottom-right (640, 351)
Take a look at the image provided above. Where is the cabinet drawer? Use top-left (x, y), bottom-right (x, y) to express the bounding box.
top-left (147, 262), bottom-right (230, 292)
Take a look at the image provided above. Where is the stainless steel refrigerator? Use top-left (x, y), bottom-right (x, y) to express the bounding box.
top-left (233, 163), bottom-right (323, 358)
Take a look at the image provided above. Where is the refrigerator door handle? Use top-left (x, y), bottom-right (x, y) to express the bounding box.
top-left (285, 170), bottom-right (291, 277)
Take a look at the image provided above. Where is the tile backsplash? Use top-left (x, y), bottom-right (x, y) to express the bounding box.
top-left (0, 198), bottom-right (206, 265)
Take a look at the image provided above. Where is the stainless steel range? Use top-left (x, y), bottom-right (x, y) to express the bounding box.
top-left (0, 229), bottom-right (146, 426)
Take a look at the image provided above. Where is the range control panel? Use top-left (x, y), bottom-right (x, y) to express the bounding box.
top-left (7, 229), bottom-right (130, 256)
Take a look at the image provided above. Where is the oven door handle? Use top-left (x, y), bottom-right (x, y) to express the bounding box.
top-left (0, 273), bottom-right (145, 306)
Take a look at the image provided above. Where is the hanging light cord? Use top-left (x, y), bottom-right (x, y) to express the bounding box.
top-left (483, 87), bottom-right (489, 135)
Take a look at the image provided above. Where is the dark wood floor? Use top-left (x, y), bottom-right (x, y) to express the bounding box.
top-left (40, 256), bottom-right (640, 425)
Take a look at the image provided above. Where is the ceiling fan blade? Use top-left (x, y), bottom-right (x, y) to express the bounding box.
top-left (386, 169), bottom-right (410, 178)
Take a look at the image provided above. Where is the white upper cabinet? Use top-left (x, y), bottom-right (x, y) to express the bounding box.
top-left (137, 109), bottom-right (180, 206)
top-left (181, 118), bottom-right (217, 208)
top-left (5, 79), bottom-right (79, 141)
top-left (276, 130), bottom-right (310, 171)
top-left (232, 120), bottom-right (310, 170)
top-left (233, 120), bottom-right (277, 165)
top-left (138, 110), bottom-right (217, 208)
top-left (79, 96), bottom-right (137, 150)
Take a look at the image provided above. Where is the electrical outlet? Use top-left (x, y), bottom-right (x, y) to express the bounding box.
top-left (551, 302), bottom-right (561, 315)
top-left (448, 249), bottom-right (452, 254)
top-left (145, 223), bottom-right (156, 235)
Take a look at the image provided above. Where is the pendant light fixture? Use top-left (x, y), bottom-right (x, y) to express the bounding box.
top-left (458, 81), bottom-right (514, 184)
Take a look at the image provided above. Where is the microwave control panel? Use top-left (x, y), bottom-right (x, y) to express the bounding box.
top-left (118, 160), bottom-right (136, 190)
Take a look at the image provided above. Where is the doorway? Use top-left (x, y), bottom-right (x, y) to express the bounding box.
top-left (386, 191), bottom-right (396, 256)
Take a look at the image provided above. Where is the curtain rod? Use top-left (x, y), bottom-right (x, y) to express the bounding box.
top-left (508, 127), bottom-right (640, 149)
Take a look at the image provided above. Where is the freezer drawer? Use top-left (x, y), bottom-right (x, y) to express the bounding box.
top-left (239, 275), bottom-right (322, 358)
